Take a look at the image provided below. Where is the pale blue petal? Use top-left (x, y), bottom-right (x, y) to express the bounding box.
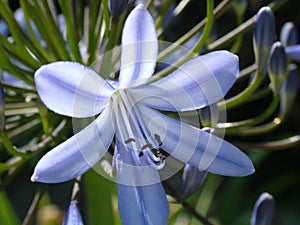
top-left (118, 183), bottom-right (168, 225)
top-left (31, 108), bottom-right (114, 183)
top-left (35, 62), bottom-right (115, 118)
top-left (115, 140), bottom-right (169, 225)
top-left (139, 105), bottom-right (255, 176)
top-left (130, 51), bottom-right (239, 111)
top-left (63, 202), bottom-right (84, 225)
top-left (119, 4), bottom-right (158, 88)
top-left (285, 45), bottom-right (300, 62)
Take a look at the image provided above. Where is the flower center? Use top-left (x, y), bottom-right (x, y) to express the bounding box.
top-left (111, 89), bottom-right (167, 166)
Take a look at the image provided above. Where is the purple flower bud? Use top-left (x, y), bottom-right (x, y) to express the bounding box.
top-left (253, 7), bottom-right (275, 75)
top-left (268, 41), bottom-right (288, 93)
top-left (179, 164), bottom-right (208, 200)
top-left (280, 64), bottom-right (299, 117)
top-left (0, 20), bottom-right (9, 36)
top-left (109, 0), bottom-right (129, 19)
top-left (0, 82), bottom-right (5, 131)
top-left (63, 202), bottom-right (84, 225)
top-left (251, 193), bottom-right (275, 225)
top-left (280, 22), bottom-right (298, 46)
top-left (285, 45), bottom-right (300, 62)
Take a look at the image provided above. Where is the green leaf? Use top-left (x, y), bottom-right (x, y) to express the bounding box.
top-left (0, 191), bottom-right (21, 225)
top-left (58, 0), bottom-right (82, 62)
top-left (86, 0), bottom-right (102, 64)
top-left (84, 168), bottom-right (115, 225)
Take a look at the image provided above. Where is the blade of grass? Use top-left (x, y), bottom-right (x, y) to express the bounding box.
top-left (84, 169), bottom-right (114, 225)
top-left (0, 191), bottom-right (21, 225)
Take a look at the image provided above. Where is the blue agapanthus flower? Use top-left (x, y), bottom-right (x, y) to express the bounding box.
top-left (31, 4), bottom-right (254, 225)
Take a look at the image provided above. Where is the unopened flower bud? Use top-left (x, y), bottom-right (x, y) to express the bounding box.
top-left (63, 202), bottom-right (84, 225)
top-left (0, 20), bottom-right (9, 36)
top-left (0, 82), bottom-right (5, 131)
top-left (280, 22), bottom-right (298, 46)
top-left (253, 7), bottom-right (275, 75)
top-left (179, 164), bottom-right (208, 200)
top-left (233, 0), bottom-right (247, 19)
top-left (280, 64), bottom-right (299, 117)
top-left (109, 0), bottom-right (129, 19)
top-left (268, 42), bottom-right (288, 93)
top-left (285, 45), bottom-right (300, 62)
top-left (251, 193), bottom-right (275, 225)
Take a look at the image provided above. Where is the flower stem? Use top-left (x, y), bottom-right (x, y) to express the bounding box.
top-left (152, 0), bottom-right (214, 81)
top-left (164, 182), bottom-right (215, 225)
top-left (181, 201), bottom-right (215, 225)
top-left (0, 131), bottom-right (28, 157)
top-left (207, 0), bottom-right (288, 52)
top-left (157, 0), bottom-right (232, 62)
top-left (234, 134), bottom-right (300, 151)
top-left (71, 177), bottom-right (82, 202)
top-left (217, 93), bottom-right (279, 131)
top-left (218, 71), bottom-right (263, 110)
top-left (23, 119), bottom-right (68, 153)
top-left (22, 185), bottom-right (47, 225)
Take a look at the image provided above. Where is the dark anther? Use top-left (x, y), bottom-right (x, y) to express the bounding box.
top-left (138, 151), bottom-right (144, 157)
top-left (142, 143), bottom-right (153, 150)
top-left (154, 133), bottom-right (163, 146)
top-left (125, 138), bottom-right (136, 144)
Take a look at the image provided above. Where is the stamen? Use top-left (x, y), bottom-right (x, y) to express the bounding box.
top-left (125, 91), bottom-right (157, 145)
top-left (112, 94), bottom-right (138, 150)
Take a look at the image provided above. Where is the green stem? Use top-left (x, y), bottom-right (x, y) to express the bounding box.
top-left (105, 17), bottom-right (119, 51)
top-left (0, 157), bottom-right (25, 172)
top-left (0, 131), bottom-right (28, 157)
top-left (99, 17), bottom-right (120, 78)
top-left (230, 17), bottom-right (244, 53)
top-left (234, 134), bottom-right (300, 151)
top-left (157, 0), bottom-right (232, 62)
top-left (151, 0), bottom-right (214, 82)
top-left (58, 0), bottom-right (82, 62)
top-left (164, 182), bottom-right (215, 225)
top-left (207, 0), bottom-right (288, 51)
top-left (22, 185), bottom-right (47, 225)
top-left (36, 101), bottom-right (50, 136)
top-left (218, 93), bottom-right (279, 130)
top-left (218, 71), bottom-right (263, 110)
top-left (238, 64), bottom-right (257, 80)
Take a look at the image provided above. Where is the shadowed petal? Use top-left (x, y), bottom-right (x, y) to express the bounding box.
top-left (251, 193), bottom-right (275, 225)
top-left (31, 108), bottom-right (114, 183)
top-left (119, 4), bottom-right (158, 88)
top-left (35, 61), bottom-right (115, 118)
top-left (130, 51), bottom-right (239, 111)
top-left (115, 140), bottom-right (169, 225)
top-left (285, 45), bottom-right (300, 62)
top-left (139, 105), bottom-right (254, 176)
top-left (63, 202), bottom-right (84, 225)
